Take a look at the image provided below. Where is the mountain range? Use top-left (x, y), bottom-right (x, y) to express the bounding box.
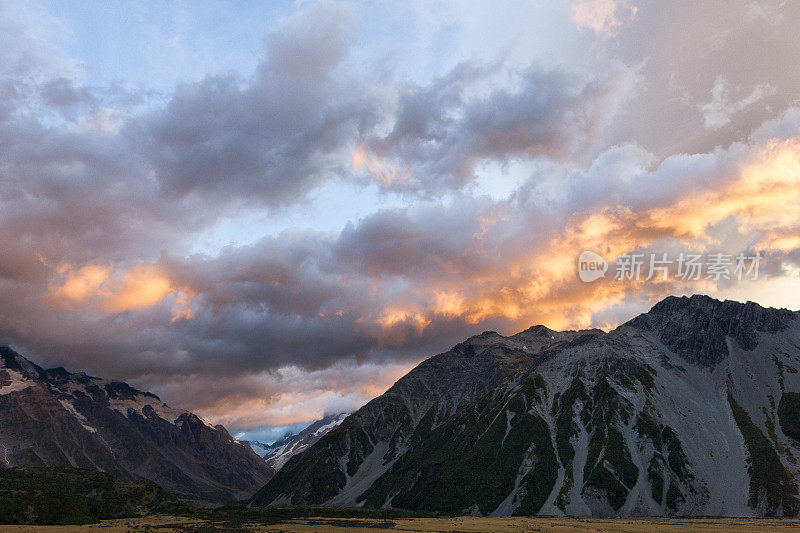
top-left (251, 295), bottom-right (800, 517)
top-left (0, 347), bottom-right (273, 503)
top-left (245, 412), bottom-right (350, 471)
top-left (4, 294), bottom-right (800, 517)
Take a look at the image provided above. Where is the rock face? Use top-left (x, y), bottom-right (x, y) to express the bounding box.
top-left (0, 348), bottom-right (273, 503)
top-left (259, 413), bottom-right (350, 471)
top-left (251, 295), bottom-right (800, 517)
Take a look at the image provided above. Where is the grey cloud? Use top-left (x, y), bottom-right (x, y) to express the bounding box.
top-left (363, 63), bottom-right (636, 193)
top-left (605, 0), bottom-right (800, 158)
top-left (263, 1), bottom-right (354, 85)
top-left (235, 423), bottom-right (310, 445)
top-left (39, 77), bottom-right (96, 118)
top-left (2, 118), bottom-right (797, 420)
top-left (0, 1), bottom-right (386, 278)
top-left (335, 202), bottom-right (494, 278)
top-left (135, 2), bottom-right (386, 209)
top-left (0, 81), bottom-right (18, 122)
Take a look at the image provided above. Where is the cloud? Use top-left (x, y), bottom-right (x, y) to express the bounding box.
top-left (49, 264), bottom-right (112, 307)
top-left (603, 1), bottom-right (800, 157)
top-left (699, 76), bottom-right (774, 129)
top-left (358, 62), bottom-right (637, 193)
top-left (150, 359), bottom-right (416, 432)
top-left (571, 0), bottom-right (638, 39)
top-left (39, 77), bottom-right (96, 119)
top-left (1, 1), bottom-right (800, 433)
top-left (6, 109), bottom-right (800, 428)
top-left (134, 1), bottom-right (389, 210)
top-left (99, 263), bottom-right (186, 314)
top-left (0, 1), bottom-right (82, 83)
top-left (234, 422), bottom-right (312, 445)
top-left (47, 262), bottom-right (193, 323)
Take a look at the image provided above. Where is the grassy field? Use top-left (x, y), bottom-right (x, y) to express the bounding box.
top-left (2, 515), bottom-right (800, 532)
top-left (3, 470), bottom-right (800, 531)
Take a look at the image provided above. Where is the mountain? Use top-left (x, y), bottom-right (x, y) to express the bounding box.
top-left (251, 295), bottom-right (800, 517)
top-left (243, 440), bottom-right (278, 458)
top-left (259, 413), bottom-right (350, 471)
top-left (243, 432), bottom-right (298, 460)
top-left (0, 347), bottom-right (273, 502)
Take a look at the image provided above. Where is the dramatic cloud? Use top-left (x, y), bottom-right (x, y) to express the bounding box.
top-left (137, 2), bottom-right (387, 209)
top-left (356, 63), bottom-right (637, 193)
top-left (606, 1), bottom-right (800, 157)
top-left (1, 0), bottom-right (799, 437)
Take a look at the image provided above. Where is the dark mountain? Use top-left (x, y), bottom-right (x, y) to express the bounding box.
top-left (251, 295), bottom-right (800, 517)
top-left (0, 347), bottom-right (273, 503)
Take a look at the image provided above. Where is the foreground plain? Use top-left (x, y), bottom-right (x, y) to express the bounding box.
top-left (3, 516), bottom-right (800, 532)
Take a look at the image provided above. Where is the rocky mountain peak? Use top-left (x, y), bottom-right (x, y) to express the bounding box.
top-left (0, 346), bottom-right (39, 375)
top-left (516, 324), bottom-right (555, 337)
top-left (0, 347), bottom-right (274, 502)
top-left (624, 294), bottom-right (797, 366)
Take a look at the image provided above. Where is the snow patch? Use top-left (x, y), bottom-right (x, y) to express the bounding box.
top-left (58, 399), bottom-right (97, 434)
top-left (247, 441), bottom-right (271, 457)
top-left (109, 395), bottom-right (186, 424)
top-left (0, 369), bottom-right (35, 395)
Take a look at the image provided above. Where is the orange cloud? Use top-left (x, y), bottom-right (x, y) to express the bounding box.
top-left (48, 262), bottom-right (194, 321)
top-left (360, 134), bottom-right (800, 337)
top-left (100, 264), bottom-right (173, 313)
top-left (644, 140), bottom-right (800, 238)
top-left (375, 307), bottom-right (431, 332)
top-left (49, 263), bottom-right (113, 307)
top-left (195, 362), bottom-right (415, 429)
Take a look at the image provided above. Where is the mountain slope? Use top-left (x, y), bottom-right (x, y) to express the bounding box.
top-left (259, 413), bottom-right (350, 471)
top-left (244, 439), bottom-right (280, 458)
top-left (0, 348), bottom-right (274, 502)
top-left (251, 295), bottom-right (800, 517)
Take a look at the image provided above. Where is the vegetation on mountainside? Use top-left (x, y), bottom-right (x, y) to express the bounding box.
top-left (0, 467), bottom-right (448, 526)
top-left (359, 375), bottom-right (557, 516)
top-left (553, 376), bottom-right (590, 511)
top-left (0, 467), bottom-right (190, 525)
top-left (583, 376), bottom-right (638, 511)
top-left (633, 400), bottom-right (697, 512)
top-left (728, 392), bottom-right (799, 516)
top-left (778, 391), bottom-right (800, 442)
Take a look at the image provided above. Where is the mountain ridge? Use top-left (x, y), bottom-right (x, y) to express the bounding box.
top-left (243, 412), bottom-right (349, 470)
top-left (260, 412), bottom-right (350, 471)
top-left (251, 295), bottom-right (800, 517)
top-left (0, 347), bottom-right (274, 503)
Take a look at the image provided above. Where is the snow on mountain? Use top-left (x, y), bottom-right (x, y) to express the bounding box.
top-left (262, 412), bottom-right (350, 471)
top-left (245, 440), bottom-right (273, 457)
top-left (251, 295), bottom-right (800, 517)
top-left (0, 369), bottom-right (35, 395)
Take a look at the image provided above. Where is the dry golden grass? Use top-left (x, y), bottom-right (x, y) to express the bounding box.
top-left (3, 515), bottom-right (800, 532)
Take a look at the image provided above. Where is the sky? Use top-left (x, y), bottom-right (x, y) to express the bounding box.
top-left (1, 0), bottom-right (800, 442)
